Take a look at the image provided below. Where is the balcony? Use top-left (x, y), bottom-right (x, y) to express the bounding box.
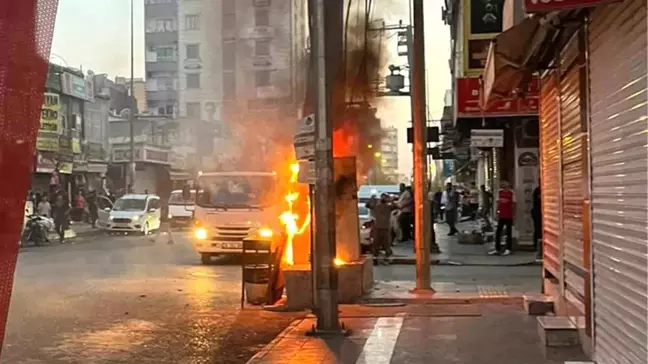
top-left (146, 60), bottom-right (178, 73)
top-left (147, 89), bottom-right (178, 101)
top-left (145, 31), bottom-right (178, 45)
top-left (145, 1), bottom-right (178, 18)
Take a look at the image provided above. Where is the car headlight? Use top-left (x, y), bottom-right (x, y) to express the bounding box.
top-left (131, 216), bottom-right (140, 222)
top-left (194, 227), bottom-right (208, 240)
top-left (109, 216), bottom-right (114, 221)
top-left (168, 214), bottom-right (173, 219)
top-left (259, 227), bottom-right (273, 238)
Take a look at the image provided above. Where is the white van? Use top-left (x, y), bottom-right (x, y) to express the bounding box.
top-left (106, 194), bottom-right (161, 235)
top-left (168, 189), bottom-right (195, 227)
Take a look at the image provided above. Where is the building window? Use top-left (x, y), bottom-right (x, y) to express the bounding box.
top-left (186, 102), bottom-right (201, 118)
top-left (186, 44), bottom-right (200, 60)
top-left (223, 72), bottom-right (236, 100)
top-left (185, 14), bottom-right (200, 30)
top-left (255, 70), bottom-right (270, 87)
top-left (255, 9), bottom-right (270, 27)
top-left (186, 74), bottom-right (200, 89)
top-left (166, 105), bottom-right (174, 115)
top-left (255, 39), bottom-right (270, 57)
top-left (148, 18), bottom-right (176, 32)
top-left (222, 42), bottom-right (236, 70)
top-left (158, 77), bottom-right (175, 90)
top-left (156, 46), bottom-right (175, 61)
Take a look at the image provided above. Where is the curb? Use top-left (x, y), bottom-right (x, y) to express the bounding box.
top-left (377, 257), bottom-right (542, 267)
top-left (360, 295), bottom-right (525, 305)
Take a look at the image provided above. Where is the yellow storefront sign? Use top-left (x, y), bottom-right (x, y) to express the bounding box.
top-left (37, 93), bottom-right (61, 152)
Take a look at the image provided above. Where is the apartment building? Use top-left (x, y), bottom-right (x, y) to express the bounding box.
top-left (144, 0), bottom-right (179, 116)
top-left (380, 127), bottom-right (399, 179)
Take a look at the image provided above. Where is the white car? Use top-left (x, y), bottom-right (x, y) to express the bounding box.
top-left (358, 203), bottom-right (373, 253)
top-left (168, 189), bottom-right (194, 228)
top-left (105, 194), bottom-right (161, 235)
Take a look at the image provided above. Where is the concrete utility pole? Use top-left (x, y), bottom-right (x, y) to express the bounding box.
top-left (411, 0), bottom-right (432, 291)
top-left (128, 0), bottom-right (136, 192)
top-left (312, 0), bottom-right (342, 332)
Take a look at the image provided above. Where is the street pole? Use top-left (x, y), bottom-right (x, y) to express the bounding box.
top-left (411, 0), bottom-right (432, 291)
top-left (312, 0), bottom-right (342, 332)
top-left (128, 0), bottom-right (136, 192)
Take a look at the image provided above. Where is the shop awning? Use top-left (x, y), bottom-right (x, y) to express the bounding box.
top-left (481, 17), bottom-right (557, 108)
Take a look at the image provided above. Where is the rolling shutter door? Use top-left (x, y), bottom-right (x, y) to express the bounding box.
top-left (559, 33), bottom-right (587, 314)
top-left (539, 72), bottom-right (561, 279)
top-left (588, 0), bottom-right (648, 363)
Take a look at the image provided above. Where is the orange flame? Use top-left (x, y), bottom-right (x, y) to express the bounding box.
top-left (280, 163), bottom-right (311, 265)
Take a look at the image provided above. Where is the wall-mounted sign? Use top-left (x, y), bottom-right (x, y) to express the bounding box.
top-left (253, 0), bottom-right (271, 6)
top-left (58, 136), bottom-right (74, 158)
top-left (145, 148), bottom-right (170, 164)
top-left (112, 148), bottom-right (142, 163)
top-left (463, 0), bottom-right (504, 76)
top-left (37, 132), bottom-right (59, 152)
top-left (293, 114), bottom-right (315, 160)
top-left (297, 160), bottom-right (315, 185)
top-left (456, 77), bottom-right (539, 117)
top-left (471, 129), bottom-right (504, 148)
top-left (40, 93), bottom-right (60, 133)
top-left (524, 0), bottom-right (621, 13)
top-left (61, 72), bottom-right (92, 101)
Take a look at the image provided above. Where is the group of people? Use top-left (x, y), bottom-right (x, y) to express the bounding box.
top-left (364, 183), bottom-right (415, 259)
top-left (432, 180), bottom-right (542, 258)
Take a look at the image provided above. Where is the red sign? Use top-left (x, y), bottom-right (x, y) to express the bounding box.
top-left (524, 0), bottom-right (620, 12)
top-left (456, 77), bottom-right (539, 117)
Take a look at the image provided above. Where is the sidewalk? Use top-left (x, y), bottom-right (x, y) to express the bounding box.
top-left (390, 221), bottom-right (539, 266)
top-left (47, 222), bottom-right (105, 241)
top-left (246, 303), bottom-right (589, 364)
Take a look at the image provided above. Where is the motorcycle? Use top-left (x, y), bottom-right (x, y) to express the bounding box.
top-left (21, 214), bottom-right (54, 246)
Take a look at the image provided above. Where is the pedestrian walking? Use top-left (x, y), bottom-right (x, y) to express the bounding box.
top-left (74, 191), bottom-right (86, 222)
top-left (52, 195), bottom-right (70, 243)
top-left (532, 182), bottom-right (542, 261)
top-left (489, 180), bottom-right (516, 256)
top-left (442, 182), bottom-right (459, 236)
top-left (366, 193), bottom-right (395, 259)
top-left (151, 168), bottom-right (174, 244)
top-left (87, 190), bottom-right (99, 228)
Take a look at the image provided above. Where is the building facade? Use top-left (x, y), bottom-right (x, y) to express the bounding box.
top-left (481, 0), bottom-right (647, 362)
top-left (144, 0), bottom-right (179, 116)
top-left (380, 127), bottom-right (399, 180)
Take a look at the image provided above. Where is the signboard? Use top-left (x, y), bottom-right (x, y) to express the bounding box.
top-left (297, 160), bottom-right (315, 185)
top-left (463, 0), bottom-right (504, 76)
top-left (471, 129), bottom-right (504, 148)
top-left (293, 114), bottom-right (315, 160)
top-left (60, 72), bottom-right (92, 101)
top-left (524, 0), bottom-right (621, 12)
top-left (406, 126), bottom-right (439, 144)
top-left (456, 77), bottom-right (539, 117)
top-left (514, 147), bottom-right (539, 242)
top-left (40, 93), bottom-right (60, 133)
top-left (36, 133), bottom-right (59, 152)
top-left (443, 160), bottom-right (454, 178)
top-left (112, 148), bottom-right (142, 163)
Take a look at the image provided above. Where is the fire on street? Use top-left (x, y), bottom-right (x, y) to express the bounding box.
top-left (2, 234), bottom-right (302, 364)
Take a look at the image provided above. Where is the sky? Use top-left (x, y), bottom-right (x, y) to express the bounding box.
top-left (50, 0), bottom-right (451, 175)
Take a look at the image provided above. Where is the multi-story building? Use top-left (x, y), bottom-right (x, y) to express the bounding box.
top-left (173, 0), bottom-right (308, 167)
top-left (144, 0), bottom-right (179, 116)
top-left (115, 77), bottom-right (147, 113)
top-left (380, 127), bottom-right (399, 180)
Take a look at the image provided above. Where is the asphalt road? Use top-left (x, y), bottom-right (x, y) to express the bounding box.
top-left (3, 232), bottom-right (301, 364)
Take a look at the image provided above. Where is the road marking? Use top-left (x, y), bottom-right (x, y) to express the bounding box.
top-left (355, 317), bottom-right (404, 364)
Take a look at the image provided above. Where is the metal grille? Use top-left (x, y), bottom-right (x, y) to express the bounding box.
top-left (589, 0), bottom-right (648, 362)
top-left (214, 226), bottom-right (251, 241)
top-left (0, 0), bottom-right (59, 352)
top-left (539, 72), bottom-right (561, 279)
top-left (559, 34), bottom-right (587, 314)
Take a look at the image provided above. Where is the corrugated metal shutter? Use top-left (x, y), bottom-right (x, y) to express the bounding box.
top-left (559, 33), bottom-right (587, 314)
top-left (539, 72), bottom-right (561, 279)
top-left (588, 0), bottom-right (648, 363)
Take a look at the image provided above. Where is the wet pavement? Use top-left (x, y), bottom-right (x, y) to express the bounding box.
top-left (247, 304), bottom-right (590, 364)
top-left (3, 233), bottom-right (302, 364)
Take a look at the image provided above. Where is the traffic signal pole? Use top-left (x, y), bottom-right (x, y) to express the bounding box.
top-left (411, 0), bottom-right (433, 291)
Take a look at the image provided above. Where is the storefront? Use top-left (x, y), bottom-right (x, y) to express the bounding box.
top-left (481, 0), bottom-right (647, 361)
top-left (111, 144), bottom-right (172, 194)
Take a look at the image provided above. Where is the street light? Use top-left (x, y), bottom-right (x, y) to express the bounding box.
top-left (374, 152), bottom-right (381, 158)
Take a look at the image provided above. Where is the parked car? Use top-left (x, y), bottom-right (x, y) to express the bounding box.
top-left (105, 194), bottom-right (161, 235)
top-left (168, 189), bottom-right (194, 228)
top-left (358, 203), bottom-right (373, 253)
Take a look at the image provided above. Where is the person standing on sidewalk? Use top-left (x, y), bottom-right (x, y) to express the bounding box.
top-left (86, 190), bottom-right (99, 228)
top-left (366, 193), bottom-right (395, 260)
top-left (37, 196), bottom-right (51, 217)
top-left (490, 180), bottom-right (516, 256)
top-left (531, 182), bottom-right (542, 261)
top-left (396, 183), bottom-right (414, 242)
top-left (479, 184), bottom-right (493, 231)
top-left (443, 182), bottom-right (459, 236)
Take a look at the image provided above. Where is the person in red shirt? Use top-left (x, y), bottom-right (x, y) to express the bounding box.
top-left (489, 180), bottom-right (516, 256)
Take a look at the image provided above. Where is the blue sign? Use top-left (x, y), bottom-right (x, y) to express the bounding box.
top-left (443, 160), bottom-right (454, 178)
